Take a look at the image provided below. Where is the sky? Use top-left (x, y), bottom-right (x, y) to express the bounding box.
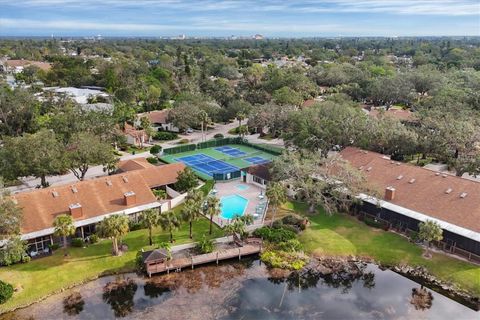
top-left (0, 0), bottom-right (479, 37)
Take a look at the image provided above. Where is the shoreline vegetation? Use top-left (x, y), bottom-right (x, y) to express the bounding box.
top-left (1, 201), bottom-right (479, 314)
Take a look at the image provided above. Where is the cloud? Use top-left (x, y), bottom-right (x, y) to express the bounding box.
top-left (1, 0), bottom-right (479, 16)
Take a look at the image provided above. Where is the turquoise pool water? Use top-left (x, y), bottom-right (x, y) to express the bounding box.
top-left (235, 184), bottom-right (250, 191)
top-left (220, 195), bottom-right (248, 219)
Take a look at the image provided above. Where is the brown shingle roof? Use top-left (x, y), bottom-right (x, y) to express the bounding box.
top-left (368, 108), bottom-right (415, 122)
top-left (137, 110), bottom-right (170, 124)
top-left (340, 147), bottom-right (480, 233)
top-left (6, 59), bottom-right (52, 71)
top-left (117, 158), bottom-right (154, 172)
top-left (13, 163), bottom-right (185, 235)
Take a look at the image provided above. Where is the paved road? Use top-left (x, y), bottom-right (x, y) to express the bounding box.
top-left (6, 121), bottom-right (284, 194)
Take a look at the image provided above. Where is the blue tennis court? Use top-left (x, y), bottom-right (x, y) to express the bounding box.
top-left (215, 146), bottom-right (246, 157)
top-left (176, 154), bottom-right (239, 176)
top-left (245, 156), bottom-right (270, 165)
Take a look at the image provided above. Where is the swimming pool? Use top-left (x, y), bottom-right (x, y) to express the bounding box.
top-left (220, 195), bottom-right (248, 219)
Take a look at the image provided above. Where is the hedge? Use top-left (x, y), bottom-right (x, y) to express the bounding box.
top-left (0, 280), bottom-right (14, 304)
top-left (163, 136), bottom-right (283, 156)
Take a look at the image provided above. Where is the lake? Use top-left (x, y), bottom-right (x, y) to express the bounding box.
top-left (1, 259), bottom-right (477, 320)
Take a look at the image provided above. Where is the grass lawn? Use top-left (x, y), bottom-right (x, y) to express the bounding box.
top-left (160, 143), bottom-right (278, 180)
top-left (0, 217), bottom-right (223, 313)
top-left (279, 201), bottom-right (480, 296)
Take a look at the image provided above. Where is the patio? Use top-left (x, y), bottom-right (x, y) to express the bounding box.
top-left (209, 180), bottom-right (268, 227)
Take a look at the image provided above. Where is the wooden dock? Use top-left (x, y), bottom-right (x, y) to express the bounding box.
top-left (146, 239), bottom-right (262, 277)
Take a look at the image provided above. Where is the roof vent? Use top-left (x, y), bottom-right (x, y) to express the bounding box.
top-left (363, 150), bottom-right (368, 154)
top-left (435, 172), bottom-right (440, 176)
top-left (409, 178), bottom-right (416, 184)
top-left (396, 162), bottom-right (401, 166)
top-left (390, 161), bottom-right (395, 164)
top-left (366, 166), bottom-right (372, 172)
top-left (445, 188), bottom-right (452, 194)
top-left (442, 174), bottom-right (448, 178)
top-left (52, 190), bottom-right (59, 198)
top-left (106, 180), bottom-right (112, 186)
top-left (359, 166), bottom-right (364, 170)
top-left (460, 192), bottom-right (468, 198)
top-left (122, 176), bottom-right (129, 183)
top-left (382, 156), bottom-right (390, 160)
top-left (71, 186), bottom-right (78, 193)
top-left (396, 175), bottom-right (403, 180)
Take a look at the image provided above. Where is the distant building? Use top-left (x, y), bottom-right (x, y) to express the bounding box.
top-left (1, 59), bottom-right (52, 74)
top-left (135, 110), bottom-right (179, 133)
top-left (42, 87), bottom-right (111, 105)
top-left (124, 123), bottom-right (152, 147)
top-left (253, 34), bottom-right (264, 40)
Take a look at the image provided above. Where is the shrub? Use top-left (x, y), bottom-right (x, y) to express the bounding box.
top-left (177, 138), bottom-right (189, 144)
top-left (0, 237), bottom-right (30, 266)
top-left (146, 157), bottom-right (159, 164)
top-left (253, 226), bottom-right (297, 243)
top-left (213, 133), bottom-right (224, 139)
top-left (150, 145), bottom-right (162, 155)
top-left (129, 221), bottom-right (145, 231)
top-left (49, 243), bottom-right (60, 251)
top-left (89, 234), bottom-right (99, 244)
top-left (363, 216), bottom-right (385, 229)
top-left (0, 280), bottom-right (14, 304)
top-left (71, 238), bottom-right (84, 247)
top-left (196, 235), bottom-right (214, 254)
top-left (260, 250), bottom-right (309, 270)
top-left (155, 131), bottom-right (178, 141)
top-left (276, 239), bottom-right (302, 252)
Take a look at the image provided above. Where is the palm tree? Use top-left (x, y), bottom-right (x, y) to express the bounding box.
top-left (181, 189), bottom-right (204, 239)
top-left (53, 214), bottom-right (76, 254)
top-left (97, 215), bottom-right (130, 256)
top-left (418, 220), bottom-right (443, 258)
top-left (238, 125), bottom-right (249, 138)
top-left (224, 215), bottom-right (254, 242)
top-left (140, 209), bottom-right (161, 246)
top-left (266, 182), bottom-right (287, 227)
top-left (199, 110), bottom-right (210, 142)
top-left (236, 111), bottom-right (246, 128)
top-left (158, 210), bottom-right (181, 243)
top-left (205, 196), bottom-right (221, 235)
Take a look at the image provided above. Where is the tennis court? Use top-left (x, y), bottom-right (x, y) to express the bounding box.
top-left (176, 154), bottom-right (238, 177)
top-left (214, 146), bottom-right (246, 157)
top-left (245, 156), bottom-right (270, 165)
top-left (160, 143), bottom-right (279, 180)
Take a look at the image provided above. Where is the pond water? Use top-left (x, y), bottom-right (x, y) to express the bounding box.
top-left (1, 259), bottom-right (477, 320)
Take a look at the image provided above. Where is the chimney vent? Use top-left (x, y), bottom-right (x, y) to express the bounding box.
top-left (366, 166), bottom-right (372, 172)
top-left (460, 192), bottom-right (468, 198)
top-left (106, 180), bottom-right (112, 186)
top-left (69, 203), bottom-right (82, 218)
top-left (409, 178), bottom-right (416, 184)
top-left (396, 175), bottom-right (403, 180)
top-left (71, 186), bottom-right (78, 193)
top-left (384, 186), bottom-right (396, 201)
top-left (52, 190), bottom-right (59, 198)
top-left (445, 188), bottom-right (453, 194)
top-left (122, 176), bottom-right (129, 183)
top-left (124, 191), bottom-right (136, 206)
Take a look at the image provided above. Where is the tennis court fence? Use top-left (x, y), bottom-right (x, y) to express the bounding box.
top-left (212, 170), bottom-right (242, 181)
top-left (163, 137), bottom-right (283, 156)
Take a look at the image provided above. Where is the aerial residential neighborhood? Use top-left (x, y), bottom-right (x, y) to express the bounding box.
top-left (0, 1), bottom-right (479, 319)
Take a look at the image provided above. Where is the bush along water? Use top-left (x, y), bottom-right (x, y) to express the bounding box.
top-left (255, 219), bottom-right (309, 270)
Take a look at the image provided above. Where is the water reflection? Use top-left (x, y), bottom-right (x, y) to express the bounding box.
top-left (411, 286), bottom-right (434, 310)
top-left (1, 260), bottom-right (477, 320)
top-left (63, 292), bottom-right (84, 316)
top-left (102, 276), bottom-right (138, 318)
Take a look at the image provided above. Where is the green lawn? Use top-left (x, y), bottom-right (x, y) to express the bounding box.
top-left (281, 202), bottom-right (480, 296)
top-left (0, 217), bottom-right (223, 313)
top-left (160, 144), bottom-right (277, 180)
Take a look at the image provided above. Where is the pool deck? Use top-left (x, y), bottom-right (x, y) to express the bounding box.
top-left (210, 180), bottom-right (267, 227)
